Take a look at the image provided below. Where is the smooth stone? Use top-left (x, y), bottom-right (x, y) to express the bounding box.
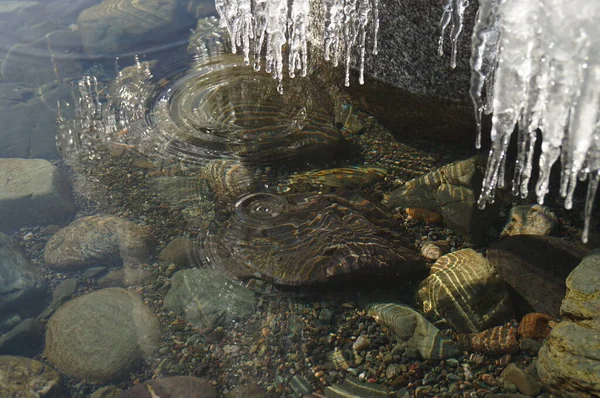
top-left (37, 278), bottom-right (79, 321)
top-left (0, 232), bottom-right (48, 332)
top-left (81, 266), bottom-right (108, 279)
top-left (500, 204), bottom-right (557, 238)
top-left (164, 268), bottom-right (256, 329)
top-left (97, 267), bottom-right (153, 288)
top-left (44, 287), bottom-right (161, 383)
top-left (158, 237), bottom-right (199, 267)
top-left (0, 158), bottom-right (75, 232)
top-left (119, 376), bottom-right (217, 398)
top-left (501, 363), bottom-right (541, 396)
top-left (487, 235), bottom-right (588, 318)
top-left (0, 355), bottom-right (63, 397)
top-left (0, 318), bottom-right (44, 356)
top-left (44, 215), bottom-right (155, 270)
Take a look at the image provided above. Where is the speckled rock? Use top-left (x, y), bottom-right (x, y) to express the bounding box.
top-left (45, 288), bottom-right (161, 383)
top-left (158, 237), bottom-right (200, 267)
top-left (44, 215), bottom-right (155, 270)
top-left (360, 298), bottom-right (461, 360)
top-left (119, 376), bottom-right (217, 398)
top-left (0, 158), bottom-right (75, 232)
top-left (164, 268), bottom-right (257, 329)
top-left (384, 156), bottom-right (495, 243)
top-left (517, 313), bottom-right (554, 340)
top-left (487, 235), bottom-right (588, 318)
top-left (0, 355), bottom-right (62, 397)
top-left (417, 249), bottom-right (513, 333)
top-left (470, 323), bottom-right (519, 355)
top-left (500, 204), bottom-right (557, 238)
top-left (0, 232), bottom-right (48, 332)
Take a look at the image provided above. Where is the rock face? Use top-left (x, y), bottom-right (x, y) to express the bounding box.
top-left (120, 376), bottom-right (218, 398)
top-left (417, 249), bottom-right (513, 333)
top-left (537, 249), bottom-right (600, 397)
top-left (0, 355), bottom-right (63, 397)
top-left (77, 0), bottom-right (195, 57)
top-left (0, 232), bottom-right (48, 332)
top-left (0, 158), bottom-right (75, 232)
top-left (384, 156), bottom-right (494, 244)
top-left (44, 215), bottom-right (155, 270)
top-left (45, 288), bottom-right (161, 383)
top-left (361, 299), bottom-right (461, 360)
top-left (487, 235), bottom-right (588, 318)
top-left (164, 268), bottom-right (256, 329)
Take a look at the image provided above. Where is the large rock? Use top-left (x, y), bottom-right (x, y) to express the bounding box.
top-left (487, 235), bottom-right (588, 318)
top-left (77, 0), bottom-right (195, 57)
top-left (537, 249), bottom-right (600, 397)
top-left (0, 158), bottom-right (75, 232)
top-left (0, 232), bottom-right (48, 332)
top-left (164, 268), bottom-right (257, 329)
top-left (0, 355), bottom-right (63, 397)
top-left (417, 249), bottom-right (513, 333)
top-left (44, 215), bottom-right (155, 270)
top-left (44, 287), bottom-right (161, 383)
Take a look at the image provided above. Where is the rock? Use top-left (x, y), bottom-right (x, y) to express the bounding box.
top-left (164, 268), bottom-right (257, 329)
top-left (97, 267), bottom-right (153, 288)
top-left (158, 237), bottom-right (199, 267)
top-left (417, 249), bottom-right (513, 333)
top-left (501, 363), bottom-right (541, 396)
top-left (201, 159), bottom-right (256, 201)
top-left (470, 323), bottom-right (519, 355)
top-left (560, 249), bottom-right (600, 320)
top-left (0, 158), bottom-right (75, 232)
top-left (361, 298), bottom-right (461, 360)
top-left (500, 204), bottom-right (557, 238)
top-left (119, 376), bottom-right (217, 398)
top-left (325, 375), bottom-right (392, 397)
top-left (77, 0), bottom-right (195, 57)
top-left (91, 385), bottom-right (123, 398)
top-left (0, 355), bottom-right (62, 397)
top-left (44, 215), bottom-right (155, 270)
top-left (0, 81), bottom-right (74, 159)
top-left (420, 241), bottom-right (445, 261)
top-left (487, 235), bottom-right (588, 318)
top-left (519, 338), bottom-right (543, 355)
top-left (353, 336), bottom-right (370, 352)
top-left (45, 287), bottom-right (161, 383)
top-left (225, 383), bottom-right (268, 398)
top-left (81, 266), bottom-right (109, 280)
top-left (517, 313), bottom-right (554, 340)
top-left (0, 232), bottom-right (48, 332)
top-left (0, 318), bottom-right (44, 356)
top-left (384, 156), bottom-right (495, 243)
top-left (37, 278), bottom-right (79, 320)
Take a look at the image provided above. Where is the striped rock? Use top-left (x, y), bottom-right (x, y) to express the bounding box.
top-left (417, 249), bottom-right (513, 333)
top-left (202, 190), bottom-right (423, 285)
top-left (325, 376), bottom-right (393, 397)
top-left (518, 313), bottom-right (554, 340)
top-left (361, 300), bottom-right (461, 360)
top-left (470, 323), bottom-right (519, 355)
top-left (200, 159), bottom-right (256, 201)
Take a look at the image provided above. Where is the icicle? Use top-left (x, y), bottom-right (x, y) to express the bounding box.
top-left (264, 0), bottom-right (288, 92)
top-left (439, 0), bottom-right (470, 68)
top-left (288, 0), bottom-right (310, 78)
top-left (324, 0), bottom-right (344, 66)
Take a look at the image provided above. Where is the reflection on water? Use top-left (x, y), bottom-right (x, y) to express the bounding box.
top-left (1, 1), bottom-right (597, 397)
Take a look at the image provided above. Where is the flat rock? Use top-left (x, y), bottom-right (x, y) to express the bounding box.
top-left (119, 376), bottom-right (217, 398)
top-left (417, 249), bottom-right (513, 333)
top-left (44, 287), bottom-right (161, 383)
top-left (164, 268), bottom-right (256, 329)
top-left (44, 215), bottom-right (155, 270)
top-left (487, 235), bottom-right (588, 318)
top-left (0, 158), bottom-right (75, 232)
top-left (0, 355), bottom-right (63, 397)
top-left (0, 232), bottom-right (48, 332)
top-left (561, 248), bottom-right (600, 320)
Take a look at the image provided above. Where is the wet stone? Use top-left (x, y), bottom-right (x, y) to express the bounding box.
top-left (470, 324), bottom-right (519, 355)
top-left (517, 312), bottom-right (554, 340)
top-left (119, 376), bottom-right (217, 398)
top-left (44, 287), bottom-right (161, 383)
top-left (500, 204), bottom-right (557, 238)
top-left (500, 363), bottom-right (541, 396)
top-left (158, 236), bottom-right (199, 267)
top-left (0, 318), bottom-right (44, 356)
top-left (90, 385), bottom-right (123, 398)
top-left (0, 355), bottom-right (63, 397)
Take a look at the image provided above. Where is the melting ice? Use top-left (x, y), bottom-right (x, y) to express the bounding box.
top-left (215, 0), bottom-right (379, 91)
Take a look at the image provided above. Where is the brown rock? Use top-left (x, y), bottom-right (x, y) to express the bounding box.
top-left (518, 313), bottom-right (554, 340)
top-left (0, 355), bottom-right (62, 397)
top-left (119, 376), bottom-right (217, 398)
top-left (470, 323), bottom-right (519, 355)
top-left (405, 208), bottom-right (442, 224)
top-left (501, 363), bottom-right (541, 396)
top-left (158, 237), bottom-right (199, 267)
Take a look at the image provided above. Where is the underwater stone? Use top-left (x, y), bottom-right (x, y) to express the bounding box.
top-left (560, 249), bottom-right (600, 321)
top-left (201, 159), bottom-right (256, 201)
top-left (517, 313), bottom-right (554, 341)
top-left (500, 204), bottom-right (557, 239)
top-left (470, 323), bottom-right (519, 355)
top-left (120, 376), bottom-right (217, 398)
top-left (417, 248), bottom-right (513, 333)
top-left (202, 190), bottom-right (424, 285)
top-left (0, 355), bottom-right (62, 397)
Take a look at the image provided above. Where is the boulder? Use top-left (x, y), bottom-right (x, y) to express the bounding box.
top-left (0, 158), bottom-right (75, 232)
top-left (0, 355), bottom-right (62, 397)
top-left (44, 287), bottom-right (161, 383)
top-left (44, 215), bottom-right (155, 270)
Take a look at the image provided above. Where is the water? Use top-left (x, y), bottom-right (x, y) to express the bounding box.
top-left (0, 0), bottom-right (597, 397)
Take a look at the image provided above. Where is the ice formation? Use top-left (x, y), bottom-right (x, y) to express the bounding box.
top-left (215, 0), bottom-right (379, 91)
top-left (468, 0), bottom-right (600, 242)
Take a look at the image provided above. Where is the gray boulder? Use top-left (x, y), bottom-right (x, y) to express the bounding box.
top-left (0, 158), bottom-right (75, 232)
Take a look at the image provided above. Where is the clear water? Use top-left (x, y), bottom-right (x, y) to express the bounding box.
top-left (0, 1), bottom-right (594, 397)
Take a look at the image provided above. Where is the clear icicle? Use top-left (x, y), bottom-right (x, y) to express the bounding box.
top-left (471, 0), bottom-right (600, 242)
top-left (439, 0), bottom-right (470, 68)
top-left (288, 0), bottom-right (310, 78)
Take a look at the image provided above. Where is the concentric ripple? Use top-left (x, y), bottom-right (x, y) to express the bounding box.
top-left (57, 17), bottom-right (345, 169)
top-left (202, 190), bottom-right (424, 285)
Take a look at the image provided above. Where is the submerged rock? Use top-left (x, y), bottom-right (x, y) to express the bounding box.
top-left (44, 215), bottom-right (155, 270)
top-left (500, 204), bottom-right (557, 239)
top-left (202, 190), bottom-right (424, 285)
top-left (120, 376), bottom-right (217, 398)
top-left (0, 355), bottom-right (62, 397)
top-left (470, 323), bottom-right (519, 355)
top-left (417, 249), bottom-right (513, 333)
